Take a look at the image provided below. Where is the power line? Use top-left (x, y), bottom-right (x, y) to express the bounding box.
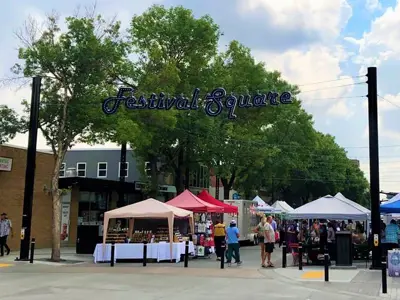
top-left (296, 75), bottom-right (366, 87)
top-left (303, 95), bottom-right (366, 101)
top-left (299, 82), bottom-right (365, 94)
top-left (378, 95), bottom-right (400, 109)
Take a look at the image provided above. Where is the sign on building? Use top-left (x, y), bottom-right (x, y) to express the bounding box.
top-left (0, 157), bottom-right (12, 171)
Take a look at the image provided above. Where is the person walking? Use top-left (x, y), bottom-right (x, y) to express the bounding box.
top-left (264, 216), bottom-right (275, 267)
top-left (254, 217), bottom-right (267, 267)
top-left (0, 213), bottom-right (13, 256)
top-left (214, 218), bottom-right (226, 261)
top-left (225, 220), bottom-right (242, 266)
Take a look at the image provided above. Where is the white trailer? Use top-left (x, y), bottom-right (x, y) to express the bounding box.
top-left (223, 200), bottom-right (259, 245)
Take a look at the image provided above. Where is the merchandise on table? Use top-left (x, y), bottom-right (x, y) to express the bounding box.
top-left (193, 213), bottom-right (215, 257)
top-left (131, 230), bottom-right (153, 243)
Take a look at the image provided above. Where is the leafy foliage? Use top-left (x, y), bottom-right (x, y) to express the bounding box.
top-left (0, 105), bottom-right (23, 144)
top-left (13, 13), bottom-right (129, 260)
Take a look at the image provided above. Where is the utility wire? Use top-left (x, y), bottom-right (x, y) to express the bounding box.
top-left (378, 95), bottom-right (400, 109)
top-left (296, 75), bottom-right (366, 87)
top-left (299, 82), bottom-right (366, 94)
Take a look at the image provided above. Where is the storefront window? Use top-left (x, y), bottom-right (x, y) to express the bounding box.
top-left (78, 192), bottom-right (109, 226)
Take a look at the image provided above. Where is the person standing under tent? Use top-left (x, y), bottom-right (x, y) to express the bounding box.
top-left (225, 220), bottom-right (242, 266)
top-left (214, 218), bottom-right (226, 261)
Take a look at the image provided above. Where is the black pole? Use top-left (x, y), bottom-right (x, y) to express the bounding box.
top-left (298, 242), bottom-right (303, 270)
top-left (220, 242), bottom-right (226, 269)
top-left (381, 259), bottom-right (387, 294)
top-left (19, 77), bottom-right (41, 261)
top-left (118, 142), bottom-right (127, 207)
top-left (143, 241), bottom-right (147, 267)
top-left (367, 67), bottom-right (381, 269)
top-left (282, 241), bottom-right (287, 268)
top-left (110, 242), bottom-right (115, 267)
top-left (184, 240), bottom-right (189, 268)
top-left (29, 238), bottom-right (35, 264)
top-left (324, 248), bottom-right (329, 282)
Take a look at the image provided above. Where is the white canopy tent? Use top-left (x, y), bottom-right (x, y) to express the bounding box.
top-left (103, 198), bottom-right (194, 255)
top-left (286, 195), bottom-right (369, 221)
top-left (272, 201), bottom-right (294, 213)
top-left (252, 196), bottom-right (276, 212)
top-left (334, 192), bottom-right (370, 217)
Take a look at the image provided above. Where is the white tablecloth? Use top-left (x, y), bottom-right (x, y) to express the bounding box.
top-left (93, 242), bottom-right (194, 263)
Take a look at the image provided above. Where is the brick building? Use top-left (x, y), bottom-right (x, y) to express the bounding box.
top-left (0, 144), bottom-right (53, 251)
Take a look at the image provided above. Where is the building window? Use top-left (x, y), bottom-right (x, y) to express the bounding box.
top-left (76, 162), bottom-right (87, 177)
top-left (97, 162), bottom-right (107, 178)
top-left (59, 163), bottom-right (66, 178)
top-left (119, 162), bottom-right (129, 178)
top-left (189, 165), bottom-right (209, 188)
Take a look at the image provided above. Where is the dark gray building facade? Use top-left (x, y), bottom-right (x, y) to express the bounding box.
top-left (60, 149), bottom-right (141, 182)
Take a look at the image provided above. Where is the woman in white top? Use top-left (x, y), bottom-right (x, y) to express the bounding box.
top-left (254, 217), bottom-right (267, 267)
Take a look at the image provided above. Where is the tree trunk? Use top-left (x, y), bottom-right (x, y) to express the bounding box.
top-left (184, 145), bottom-right (190, 190)
top-left (148, 155), bottom-right (158, 199)
top-left (175, 148), bottom-right (185, 194)
top-left (51, 155), bottom-right (63, 262)
top-left (220, 169), bottom-right (236, 200)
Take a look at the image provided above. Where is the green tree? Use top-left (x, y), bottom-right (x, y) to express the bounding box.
top-left (280, 132), bottom-right (370, 206)
top-left (0, 105), bottom-right (22, 144)
top-left (204, 41), bottom-right (298, 199)
top-left (119, 5), bottom-right (221, 195)
top-left (13, 13), bottom-right (129, 261)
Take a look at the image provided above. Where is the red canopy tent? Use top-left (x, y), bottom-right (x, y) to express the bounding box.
top-left (166, 190), bottom-right (224, 213)
top-left (197, 190), bottom-right (238, 214)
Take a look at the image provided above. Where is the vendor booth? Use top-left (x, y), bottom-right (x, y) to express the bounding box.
top-left (167, 190), bottom-right (224, 257)
top-left (252, 196), bottom-right (275, 212)
top-left (94, 198), bottom-right (195, 263)
top-left (381, 193), bottom-right (400, 213)
top-left (197, 190), bottom-right (238, 214)
top-left (272, 200), bottom-right (294, 213)
top-left (286, 195), bottom-right (369, 266)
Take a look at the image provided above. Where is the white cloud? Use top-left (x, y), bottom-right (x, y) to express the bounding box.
top-left (366, 0), bottom-right (382, 12)
top-left (360, 159), bottom-right (400, 193)
top-left (253, 46), bottom-right (356, 117)
top-left (327, 100), bottom-right (354, 118)
top-left (237, 0), bottom-right (352, 43)
top-left (356, 4), bottom-right (400, 65)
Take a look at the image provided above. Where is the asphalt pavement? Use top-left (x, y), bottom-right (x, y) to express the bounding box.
top-left (0, 245), bottom-right (397, 299)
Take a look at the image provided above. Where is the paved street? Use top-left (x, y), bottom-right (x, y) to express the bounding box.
top-left (0, 246), bottom-right (397, 299)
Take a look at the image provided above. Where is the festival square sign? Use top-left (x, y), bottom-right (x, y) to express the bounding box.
top-left (102, 87), bottom-right (292, 119)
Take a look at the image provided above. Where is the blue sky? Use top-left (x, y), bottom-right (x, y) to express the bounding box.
top-left (1, 0), bottom-right (400, 192)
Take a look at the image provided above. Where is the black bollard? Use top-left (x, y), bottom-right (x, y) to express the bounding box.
top-left (184, 240), bottom-right (189, 268)
top-left (282, 241), bottom-right (287, 268)
top-left (143, 241), bottom-right (148, 267)
top-left (382, 260), bottom-right (387, 294)
top-left (298, 242), bottom-right (303, 270)
top-left (324, 248), bottom-right (329, 282)
top-left (29, 238), bottom-right (35, 264)
top-left (221, 242), bottom-right (226, 269)
top-left (110, 242), bottom-right (115, 267)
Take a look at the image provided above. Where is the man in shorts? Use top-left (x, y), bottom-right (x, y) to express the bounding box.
top-left (264, 216), bottom-right (275, 267)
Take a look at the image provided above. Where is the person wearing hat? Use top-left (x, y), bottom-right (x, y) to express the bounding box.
top-left (225, 219), bottom-right (242, 266)
top-left (0, 213), bottom-right (13, 256)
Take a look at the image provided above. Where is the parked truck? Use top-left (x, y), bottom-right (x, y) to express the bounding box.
top-left (223, 199), bottom-right (259, 245)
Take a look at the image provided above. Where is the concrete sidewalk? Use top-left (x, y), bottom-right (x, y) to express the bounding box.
top-left (2, 246), bottom-right (400, 299)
